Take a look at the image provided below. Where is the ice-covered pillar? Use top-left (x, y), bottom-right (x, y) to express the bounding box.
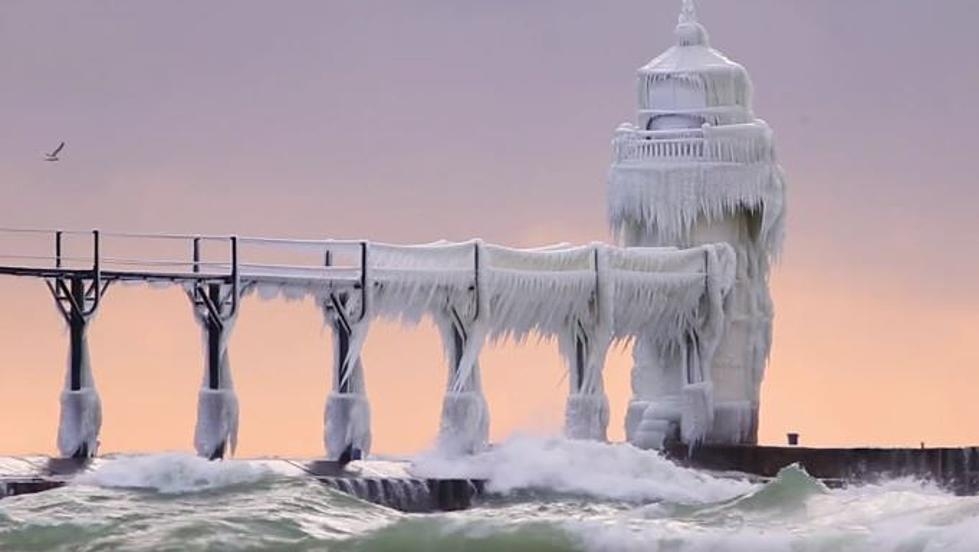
top-left (435, 242), bottom-right (489, 455)
top-left (52, 276), bottom-right (104, 458)
top-left (561, 325), bottom-right (612, 441)
top-left (435, 309), bottom-right (489, 455)
top-left (188, 281), bottom-right (240, 460)
top-left (562, 246), bottom-right (612, 441)
top-left (323, 292), bottom-right (372, 460)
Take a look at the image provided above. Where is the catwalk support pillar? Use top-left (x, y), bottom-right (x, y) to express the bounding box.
top-left (49, 230), bottom-right (106, 459)
top-left (187, 237), bottom-right (241, 460)
top-left (435, 242), bottom-right (488, 455)
top-left (563, 247), bottom-right (612, 441)
top-left (323, 291), bottom-right (372, 461)
top-left (562, 322), bottom-right (611, 441)
top-left (435, 306), bottom-right (488, 455)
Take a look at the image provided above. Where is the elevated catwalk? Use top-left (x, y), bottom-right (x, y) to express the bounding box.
top-left (0, 227), bottom-right (736, 460)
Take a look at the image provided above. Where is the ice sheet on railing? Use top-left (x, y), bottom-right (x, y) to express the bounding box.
top-left (605, 244), bottom-right (709, 273)
top-left (610, 271), bottom-right (706, 340)
top-left (368, 241), bottom-right (478, 323)
top-left (607, 243), bottom-right (735, 341)
top-left (481, 244), bottom-right (596, 341)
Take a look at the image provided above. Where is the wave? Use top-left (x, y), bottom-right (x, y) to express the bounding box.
top-left (410, 435), bottom-right (756, 504)
top-left (73, 453), bottom-right (275, 494)
top-left (7, 444), bottom-right (979, 551)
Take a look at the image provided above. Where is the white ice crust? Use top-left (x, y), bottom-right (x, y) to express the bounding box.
top-left (56, 313), bottom-right (101, 458)
top-left (188, 292), bottom-right (239, 459)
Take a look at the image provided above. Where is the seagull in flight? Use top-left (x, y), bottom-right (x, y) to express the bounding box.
top-left (44, 141), bottom-right (65, 162)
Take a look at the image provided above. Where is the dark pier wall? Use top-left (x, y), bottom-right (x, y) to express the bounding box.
top-left (666, 444), bottom-right (979, 495)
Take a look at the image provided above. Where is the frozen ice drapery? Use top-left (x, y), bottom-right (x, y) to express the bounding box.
top-left (609, 161), bottom-right (785, 261)
top-left (187, 282), bottom-right (239, 460)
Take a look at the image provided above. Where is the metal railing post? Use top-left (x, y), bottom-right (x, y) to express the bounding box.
top-left (55, 231), bottom-right (63, 269)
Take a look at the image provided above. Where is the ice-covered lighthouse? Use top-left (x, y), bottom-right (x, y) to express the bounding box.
top-left (610, 0), bottom-right (787, 448)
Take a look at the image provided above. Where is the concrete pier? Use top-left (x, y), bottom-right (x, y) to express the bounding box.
top-left (666, 444), bottom-right (979, 495)
top-left (8, 445), bottom-right (979, 510)
top-left (0, 457), bottom-right (482, 512)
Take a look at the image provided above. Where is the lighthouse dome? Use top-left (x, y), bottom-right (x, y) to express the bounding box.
top-left (637, 1), bottom-right (753, 130)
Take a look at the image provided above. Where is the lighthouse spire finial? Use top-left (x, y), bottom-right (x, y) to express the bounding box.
top-left (679, 0), bottom-right (698, 24)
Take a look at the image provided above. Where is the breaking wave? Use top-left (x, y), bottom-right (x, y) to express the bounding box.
top-left (74, 453), bottom-right (274, 494)
top-left (410, 434), bottom-right (756, 504)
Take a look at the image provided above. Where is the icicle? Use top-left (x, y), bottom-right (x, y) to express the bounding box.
top-left (681, 381), bottom-right (713, 446)
top-left (608, 160), bottom-right (786, 262)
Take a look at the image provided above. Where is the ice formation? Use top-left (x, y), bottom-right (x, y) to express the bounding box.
top-left (302, 239), bottom-right (734, 457)
top-left (57, 343), bottom-right (102, 458)
top-left (609, 0), bottom-right (786, 447)
top-left (55, 288), bottom-right (102, 458)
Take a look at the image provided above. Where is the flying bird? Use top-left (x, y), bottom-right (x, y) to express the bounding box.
top-left (44, 141), bottom-right (65, 162)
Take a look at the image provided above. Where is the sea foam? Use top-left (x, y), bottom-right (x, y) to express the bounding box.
top-left (74, 452), bottom-right (273, 494)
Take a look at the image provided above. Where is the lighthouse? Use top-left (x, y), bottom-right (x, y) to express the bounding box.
top-left (609, 0), bottom-right (787, 447)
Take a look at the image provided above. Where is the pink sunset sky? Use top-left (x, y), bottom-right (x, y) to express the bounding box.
top-left (1, 0), bottom-right (978, 457)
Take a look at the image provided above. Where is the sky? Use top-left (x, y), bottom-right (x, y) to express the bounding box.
top-left (1, 0), bottom-right (979, 457)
